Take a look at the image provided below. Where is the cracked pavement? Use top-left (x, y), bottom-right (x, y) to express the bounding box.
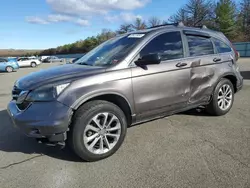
top-left (0, 61), bottom-right (250, 188)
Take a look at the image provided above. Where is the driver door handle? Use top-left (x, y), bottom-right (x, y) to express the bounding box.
top-left (213, 58), bottom-right (221, 62)
top-left (176, 62), bottom-right (187, 67)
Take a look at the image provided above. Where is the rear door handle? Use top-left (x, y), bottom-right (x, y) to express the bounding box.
top-left (213, 58), bottom-right (221, 62)
top-left (176, 62), bottom-right (187, 67)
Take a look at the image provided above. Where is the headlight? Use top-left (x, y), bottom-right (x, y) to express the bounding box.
top-left (26, 83), bottom-right (70, 102)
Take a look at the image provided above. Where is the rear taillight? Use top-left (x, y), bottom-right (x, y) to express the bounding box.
top-left (230, 42), bottom-right (239, 61)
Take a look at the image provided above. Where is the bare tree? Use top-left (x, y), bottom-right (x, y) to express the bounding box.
top-left (188, 0), bottom-right (214, 26)
top-left (117, 24), bottom-right (134, 34)
top-left (132, 18), bottom-right (147, 30)
top-left (97, 29), bottom-right (116, 43)
top-left (169, 8), bottom-right (189, 25)
top-left (148, 17), bottom-right (162, 27)
top-left (161, 20), bottom-right (169, 24)
top-left (169, 0), bottom-right (214, 27)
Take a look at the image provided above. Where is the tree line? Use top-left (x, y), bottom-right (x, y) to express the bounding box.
top-left (40, 0), bottom-right (250, 56)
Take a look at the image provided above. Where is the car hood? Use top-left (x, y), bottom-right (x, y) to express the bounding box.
top-left (15, 64), bottom-right (106, 90)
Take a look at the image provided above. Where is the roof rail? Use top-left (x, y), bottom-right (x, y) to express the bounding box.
top-left (149, 22), bottom-right (184, 29)
top-left (148, 22), bottom-right (208, 29)
top-left (202, 25), bottom-right (207, 29)
top-left (195, 25), bottom-right (207, 29)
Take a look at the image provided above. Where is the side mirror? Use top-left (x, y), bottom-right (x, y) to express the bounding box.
top-left (135, 53), bottom-right (161, 66)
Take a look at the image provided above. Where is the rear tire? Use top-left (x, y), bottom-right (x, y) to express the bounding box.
top-left (206, 78), bottom-right (234, 116)
top-left (5, 66), bottom-right (13, 73)
top-left (31, 62), bottom-right (37, 67)
top-left (68, 100), bottom-right (127, 162)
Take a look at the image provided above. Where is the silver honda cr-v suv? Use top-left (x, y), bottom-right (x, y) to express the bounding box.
top-left (8, 23), bottom-right (243, 161)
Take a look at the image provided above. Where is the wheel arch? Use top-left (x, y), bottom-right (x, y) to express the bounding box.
top-left (216, 73), bottom-right (237, 93)
top-left (223, 75), bottom-right (237, 93)
top-left (72, 92), bottom-right (134, 126)
top-left (206, 73), bottom-right (236, 116)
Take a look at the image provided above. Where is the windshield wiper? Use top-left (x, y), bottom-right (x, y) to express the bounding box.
top-left (78, 62), bottom-right (92, 66)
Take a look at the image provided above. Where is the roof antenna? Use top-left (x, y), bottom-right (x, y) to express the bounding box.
top-left (178, 22), bottom-right (184, 27)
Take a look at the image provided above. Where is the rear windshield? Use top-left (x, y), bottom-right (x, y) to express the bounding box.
top-left (0, 58), bottom-right (7, 62)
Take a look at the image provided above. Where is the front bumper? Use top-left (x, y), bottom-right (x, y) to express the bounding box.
top-left (7, 101), bottom-right (73, 142)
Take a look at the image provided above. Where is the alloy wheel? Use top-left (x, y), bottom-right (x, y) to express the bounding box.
top-left (83, 112), bottom-right (121, 155)
top-left (6, 67), bottom-right (13, 72)
top-left (217, 84), bottom-right (233, 111)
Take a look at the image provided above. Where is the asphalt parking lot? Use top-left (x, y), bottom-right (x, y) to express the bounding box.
top-left (0, 60), bottom-right (250, 188)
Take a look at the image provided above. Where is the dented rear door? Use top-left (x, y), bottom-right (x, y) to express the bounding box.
top-left (184, 32), bottom-right (220, 104)
top-left (188, 56), bottom-right (220, 104)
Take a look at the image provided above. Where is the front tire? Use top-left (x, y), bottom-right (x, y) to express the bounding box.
top-left (206, 78), bottom-right (234, 116)
top-left (69, 100), bottom-right (127, 162)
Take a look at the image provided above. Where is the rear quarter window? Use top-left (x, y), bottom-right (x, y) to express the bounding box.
top-left (213, 38), bottom-right (232, 53)
top-left (187, 35), bottom-right (214, 57)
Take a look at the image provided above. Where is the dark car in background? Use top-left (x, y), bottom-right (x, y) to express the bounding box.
top-left (8, 23), bottom-right (243, 162)
top-left (66, 57), bottom-right (81, 64)
top-left (43, 56), bottom-right (63, 63)
top-left (66, 56), bottom-right (85, 64)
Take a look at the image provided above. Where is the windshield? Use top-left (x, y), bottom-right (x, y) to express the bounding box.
top-left (75, 33), bottom-right (146, 66)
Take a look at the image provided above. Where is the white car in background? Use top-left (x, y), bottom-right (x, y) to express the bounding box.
top-left (17, 57), bottom-right (42, 68)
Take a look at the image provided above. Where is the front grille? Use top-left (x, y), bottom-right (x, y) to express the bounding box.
top-left (17, 101), bottom-right (30, 110)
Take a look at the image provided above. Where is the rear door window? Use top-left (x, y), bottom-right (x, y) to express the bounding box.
top-left (187, 35), bottom-right (214, 57)
top-left (213, 38), bottom-right (232, 53)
